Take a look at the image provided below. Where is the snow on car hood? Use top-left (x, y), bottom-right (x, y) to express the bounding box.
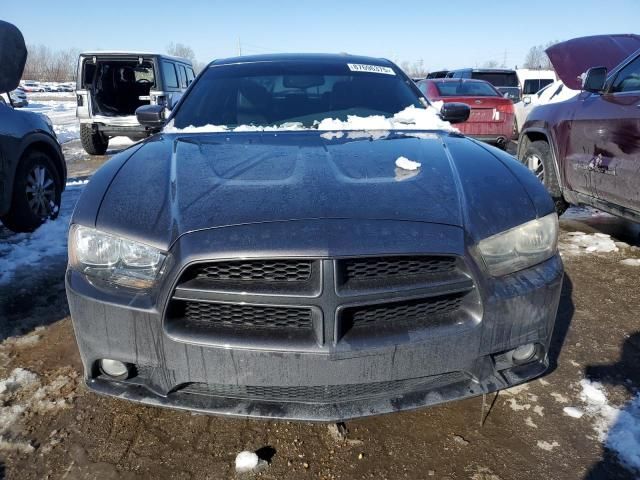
top-left (163, 105), bottom-right (457, 134)
top-left (546, 34), bottom-right (640, 89)
top-left (95, 131), bottom-right (540, 251)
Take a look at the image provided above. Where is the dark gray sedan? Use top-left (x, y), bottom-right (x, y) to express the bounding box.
top-left (66, 54), bottom-right (563, 421)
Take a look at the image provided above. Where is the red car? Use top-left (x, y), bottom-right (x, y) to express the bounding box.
top-left (417, 78), bottom-right (515, 148)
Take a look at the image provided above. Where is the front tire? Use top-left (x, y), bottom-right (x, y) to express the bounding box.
top-left (1, 150), bottom-right (62, 232)
top-left (521, 140), bottom-right (568, 215)
top-left (80, 123), bottom-right (108, 155)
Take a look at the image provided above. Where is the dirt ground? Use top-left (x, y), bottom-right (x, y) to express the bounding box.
top-left (0, 141), bottom-right (639, 480)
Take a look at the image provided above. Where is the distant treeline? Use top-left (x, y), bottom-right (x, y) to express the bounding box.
top-left (22, 44), bottom-right (80, 82)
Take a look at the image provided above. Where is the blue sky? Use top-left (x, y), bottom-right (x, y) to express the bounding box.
top-left (5, 0), bottom-right (639, 70)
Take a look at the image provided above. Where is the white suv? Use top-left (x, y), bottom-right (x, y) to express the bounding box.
top-left (76, 52), bottom-right (195, 155)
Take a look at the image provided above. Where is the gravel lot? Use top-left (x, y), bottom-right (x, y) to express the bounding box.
top-left (0, 101), bottom-right (639, 480)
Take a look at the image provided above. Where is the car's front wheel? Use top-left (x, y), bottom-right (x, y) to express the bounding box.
top-left (521, 140), bottom-right (568, 215)
top-left (80, 124), bottom-right (109, 155)
top-left (0, 150), bottom-right (62, 232)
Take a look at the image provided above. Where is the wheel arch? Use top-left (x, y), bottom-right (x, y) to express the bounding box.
top-left (517, 127), bottom-right (564, 191)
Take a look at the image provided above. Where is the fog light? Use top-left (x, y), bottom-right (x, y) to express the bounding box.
top-left (512, 344), bottom-right (536, 364)
top-left (99, 359), bottom-right (129, 379)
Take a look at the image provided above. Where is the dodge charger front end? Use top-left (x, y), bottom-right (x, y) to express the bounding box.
top-left (66, 54), bottom-right (563, 421)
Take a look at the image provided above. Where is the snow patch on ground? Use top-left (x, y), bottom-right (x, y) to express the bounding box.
top-left (165, 105), bottom-right (455, 134)
top-left (235, 451), bottom-right (263, 473)
top-left (0, 186), bottom-right (82, 286)
top-left (24, 100), bottom-right (78, 144)
top-left (620, 258), bottom-right (640, 267)
top-left (536, 440), bottom-right (560, 451)
top-left (551, 392), bottom-right (570, 404)
top-left (577, 380), bottom-right (640, 473)
top-left (0, 214), bottom-right (70, 285)
top-left (560, 232), bottom-right (619, 255)
top-left (0, 367), bottom-right (79, 453)
top-left (563, 406), bottom-right (584, 418)
top-left (525, 417), bottom-right (538, 428)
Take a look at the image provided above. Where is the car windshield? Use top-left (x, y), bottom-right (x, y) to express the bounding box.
top-left (434, 81), bottom-right (499, 97)
top-left (171, 61), bottom-right (424, 129)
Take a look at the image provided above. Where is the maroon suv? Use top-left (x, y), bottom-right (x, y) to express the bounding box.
top-left (518, 34), bottom-right (640, 218)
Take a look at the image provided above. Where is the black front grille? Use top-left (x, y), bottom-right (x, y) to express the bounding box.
top-left (192, 260), bottom-right (312, 282)
top-left (343, 256), bottom-right (456, 280)
top-left (177, 372), bottom-right (467, 403)
top-left (343, 293), bottom-right (465, 328)
top-left (180, 301), bottom-right (312, 330)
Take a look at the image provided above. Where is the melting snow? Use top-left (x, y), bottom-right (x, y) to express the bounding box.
top-left (577, 380), bottom-right (640, 472)
top-left (620, 259), bottom-right (640, 267)
top-left (165, 105), bottom-right (456, 134)
top-left (395, 156), bottom-right (421, 171)
top-left (0, 367), bottom-right (78, 453)
top-left (235, 451), bottom-right (260, 473)
top-left (561, 232), bottom-right (619, 254)
top-left (536, 440), bottom-right (560, 451)
top-left (551, 392), bottom-right (570, 404)
top-left (0, 184), bottom-right (82, 286)
top-left (563, 406), bottom-right (584, 419)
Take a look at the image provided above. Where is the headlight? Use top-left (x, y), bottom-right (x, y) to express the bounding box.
top-left (68, 225), bottom-right (166, 289)
top-left (478, 213), bottom-right (559, 276)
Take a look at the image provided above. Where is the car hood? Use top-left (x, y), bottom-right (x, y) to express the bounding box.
top-left (95, 131), bottom-right (544, 251)
top-left (546, 34), bottom-right (640, 89)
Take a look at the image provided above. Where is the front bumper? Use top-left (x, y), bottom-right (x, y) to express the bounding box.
top-left (66, 221), bottom-right (563, 421)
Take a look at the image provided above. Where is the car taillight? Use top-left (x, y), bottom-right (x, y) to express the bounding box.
top-left (497, 103), bottom-right (514, 114)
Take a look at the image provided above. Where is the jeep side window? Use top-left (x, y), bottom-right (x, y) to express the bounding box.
top-left (610, 55), bottom-right (640, 93)
top-left (162, 61), bottom-right (179, 89)
top-left (186, 68), bottom-right (195, 85)
top-left (177, 65), bottom-right (188, 89)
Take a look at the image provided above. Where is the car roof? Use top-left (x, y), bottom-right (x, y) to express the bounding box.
top-left (450, 68), bottom-right (516, 73)
top-left (426, 78), bottom-right (491, 83)
top-left (210, 53), bottom-right (394, 67)
top-left (79, 51), bottom-right (192, 64)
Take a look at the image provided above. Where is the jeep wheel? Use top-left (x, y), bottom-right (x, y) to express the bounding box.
top-left (80, 124), bottom-right (109, 155)
top-left (0, 150), bottom-right (62, 232)
top-left (522, 140), bottom-right (568, 215)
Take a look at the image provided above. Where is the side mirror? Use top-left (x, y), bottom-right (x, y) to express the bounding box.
top-left (582, 66), bottom-right (607, 93)
top-left (136, 104), bottom-right (166, 127)
top-left (523, 96), bottom-right (532, 105)
top-left (439, 102), bottom-right (470, 124)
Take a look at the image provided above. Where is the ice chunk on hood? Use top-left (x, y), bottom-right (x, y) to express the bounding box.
top-left (395, 156), bottom-right (421, 171)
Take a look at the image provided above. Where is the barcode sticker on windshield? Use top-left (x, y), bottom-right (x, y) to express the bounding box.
top-left (347, 63), bottom-right (396, 75)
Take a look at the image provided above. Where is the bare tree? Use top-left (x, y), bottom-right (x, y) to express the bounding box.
top-left (166, 43), bottom-right (206, 73)
top-left (482, 59), bottom-right (501, 69)
top-left (22, 44), bottom-right (79, 81)
top-left (398, 59), bottom-right (429, 78)
top-left (523, 41), bottom-right (557, 70)
top-left (167, 43), bottom-right (195, 62)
